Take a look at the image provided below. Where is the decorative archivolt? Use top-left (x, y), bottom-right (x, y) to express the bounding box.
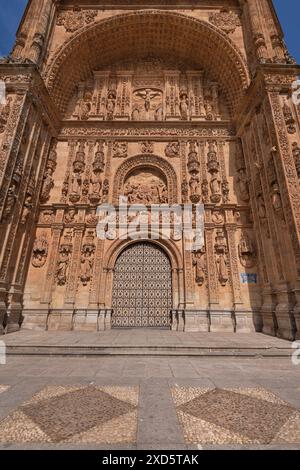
top-left (113, 154), bottom-right (178, 205)
top-left (44, 10), bottom-right (250, 117)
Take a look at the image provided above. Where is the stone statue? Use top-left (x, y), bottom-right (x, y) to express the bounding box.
top-left (3, 182), bottom-right (17, 220)
top-left (217, 255), bottom-right (228, 287)
top-left (56, 250), bottom-right (70, 286)
top-left (80, 250), bottom-right (94, 286)
top-left (31, 233), bottom-right (48, 268)
top-left (179, 91), bottom-right (189, 120)
top-left (236, 168), bottom-right (250, 202)
top-left (21, 194), bottom-right (33, 224)
top-left (78, 92), bottom-right (92, 120)
top-left (212, 211), bottom-right (224, 225)
top-left (271, 182), bottom-right (284, 220)
top-left (193, 250), bottom-right (206, 286)
top-left (238, 233), bottom-right (256, 268)
top-left (135, 88), bottom-right (161, 112)
top-left (106, 90), bottom-right (116, 120)
top-left (292, 142), bottom-right (300, 178)
top-left (41, 168), bottom-right (54, 202)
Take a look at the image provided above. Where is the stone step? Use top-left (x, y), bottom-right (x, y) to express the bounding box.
top-left (5, 344), bottom-right (293, 357)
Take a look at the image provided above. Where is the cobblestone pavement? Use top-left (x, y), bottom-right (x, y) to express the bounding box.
top-left (0, 338), bottom-right (300, 449)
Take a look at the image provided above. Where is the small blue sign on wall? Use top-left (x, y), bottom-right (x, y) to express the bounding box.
top-left (240, 273), bottom-right (257, 284)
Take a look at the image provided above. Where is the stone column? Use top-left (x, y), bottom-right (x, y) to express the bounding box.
top-left (244, 0), bottom-right (269, 62)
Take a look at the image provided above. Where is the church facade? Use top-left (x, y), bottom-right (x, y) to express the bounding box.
top-left (0, 0), bottom-right (300, 339)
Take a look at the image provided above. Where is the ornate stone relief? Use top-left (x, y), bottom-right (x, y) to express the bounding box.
top-left (193, 248), bottom-right (206, 286)
top-left (40, 142), bottom-right (57, 203)
top-left (64, 208), bottom-right (77, 224)
top-left (57, 9), bottom-right (97, 33)
top-left (235, 141), bottom-right (250, 203)
top-left (187, 141), bottom-right (201, 204)
top-left (56, 229), bottom-right (73, 286)
top-left (80, 230), bottom-right (96, 286)
top-left (124, 169), bottom-right (168, 205)
top-left (0, 97), bottom-right (12, 133)
top-left (140, 141), bottom-right (154, 154)
top-left (238, 233), bottom-right (256, 268)
top-left (31, 233), bottom-right (48, 268)
top-left (215, 229), bottom-right (229, 286)
top-left (113, 141), bottom-right (128, 158)
top-left (21, 172), bottom-right (35, 224)
top-left (209, 9), bottom-right (240, 35)
top-left (39, 210), bottom-right (54, 225)
top-left (207, 142), bottom-right (222, 204)
top-left (165, 141), bottom-right (179, 158)
top-left (65, 60), bottom-right (227, 122)
top-left (282, 101), bottom-right (296, 134)
top-left (2, 155), bottom-right (23, 221)
top-left (292, 142), bottom-right (300, 179)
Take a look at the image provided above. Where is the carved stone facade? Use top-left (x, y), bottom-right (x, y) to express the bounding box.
top-left (0, 1), bottom-right (299, 339)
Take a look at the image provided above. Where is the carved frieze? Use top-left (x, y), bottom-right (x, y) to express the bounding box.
top-left (209, 9), bottom-right (240, 35)
top-left (57, 9), bottom-right (97, 33)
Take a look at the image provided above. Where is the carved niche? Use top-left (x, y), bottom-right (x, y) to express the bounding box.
top-left (193, 248), bottom-right (206, 286)
top-left (80, 230), bottom-right (96, 286)
top-left (215, 229), bottom-right (229, 286)
top-left (238, 233), bottom-right (256, 269)
top-left (124, 169), bottom-right (168, 205)
top-left (56, 229), bottom-right (73, 286)
top-left (40, 142), bottom-right (57, 203)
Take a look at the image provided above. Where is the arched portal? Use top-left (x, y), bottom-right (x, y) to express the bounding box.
top-left (111, 241), bottom-right (172, 328)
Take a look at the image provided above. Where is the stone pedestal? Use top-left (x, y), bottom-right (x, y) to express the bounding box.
top-left (261, 287), bottom-right (277, 337)
top-left (210, 310), bottom-right (234, 332)
top-left (21, 309), bottom-right (48, 331)
top-left (6, 304), bottom-right (22, 333)
top-left (235, 310), bottom-right (257, 333)
top-left (73, 310), bottom-right (98, 331)
top-left (275, 284), bottom-right (296, 341)
top-left (184, 310), bottom-right (209, 332)
top-left (47, 310), bottom-right (74, 331)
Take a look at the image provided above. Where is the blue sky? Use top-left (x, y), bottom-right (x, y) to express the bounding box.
top-left (0, 0), bottom-right (299, 62)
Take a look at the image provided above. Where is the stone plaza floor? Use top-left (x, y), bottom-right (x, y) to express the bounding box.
top-left (0, 330), bottom-right (299, 449)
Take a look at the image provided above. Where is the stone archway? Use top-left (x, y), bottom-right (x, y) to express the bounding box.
top-left (111, 241), bottom-right (172, 328)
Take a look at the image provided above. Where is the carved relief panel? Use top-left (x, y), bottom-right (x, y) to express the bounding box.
top-left (65, 59), bottom-right (229, 122)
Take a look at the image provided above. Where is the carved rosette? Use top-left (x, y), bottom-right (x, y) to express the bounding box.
top-left (31, 233), bottom-right (48, 268)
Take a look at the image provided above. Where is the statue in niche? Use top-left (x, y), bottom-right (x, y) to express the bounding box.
top-left (257, 194), bottom-right (267, 220)
top-left (56, 250), bottom-right (70, 286)
top-left (204, 99), bottom-right (214, 120)
top-left (90, 172), bottom-right (102, 194)
top-left (210, 175), bottom-right (222, 201)
top-left (132, 107), bottom-right (140, 121)
top-left (155, 104), bottom-right (163, 121)
top-left (31, 233), bottom-right (48, 268)
top-left (292, 142), bottom-right (300, 178)
top-left (217, 254), bottom-right (228, 286)
top-left (189, 175), bottom-right (201, 202)
top-left (238, 233), bottom-right (256, 268)
top-left (78, 91), bottom-right (92, 120)
top-left (80, 233), bottom-right (95, 286)
top-left (64, 209), bottom-right (76, 224)
top-left (21, 194), bottom-right (33, 224)
top-left (106, 90), bottom-right (116, 120)
top-left (193, 249), bottom-right (206, 286)
top-left (179, 91), bottom-right (189, 120)
top-left (236, 168), bottom-right (250, 202)
top-left (69, 173), bottom-right (82, 202)
top-left (41, 168), bottom-right (54, 202)
top-left (201, 180), bottom-right (209, 203)
top-left (271, 182), bottom-right (284, 221)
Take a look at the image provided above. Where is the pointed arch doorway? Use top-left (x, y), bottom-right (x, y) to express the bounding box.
top-left (111, 242), bottom-right (172, 328)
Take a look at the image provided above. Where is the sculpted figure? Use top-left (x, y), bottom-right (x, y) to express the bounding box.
top-left (56, 251), bottom-right (69, 286)
top-left (179, 92), bottom-right (189, 120)
top-left (106, 91), bottom-right (116, 120)
top-left (193, 250), bottom-right (206, 286)
top-left (41, 168), bottom-right (54, 202)
top-left (236, 169), bottom-right (250, 202)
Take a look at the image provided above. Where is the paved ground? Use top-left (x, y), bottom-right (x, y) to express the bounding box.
top-left (0, 331), bottom-right (299, 449)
